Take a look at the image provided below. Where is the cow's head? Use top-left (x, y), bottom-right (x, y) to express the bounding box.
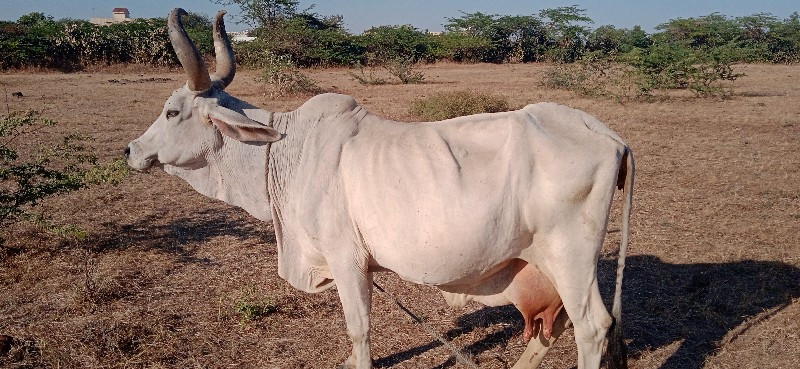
top-left (125, 8), bottom-right (281, 172)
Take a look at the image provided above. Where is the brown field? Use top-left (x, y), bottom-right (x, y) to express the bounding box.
top-left (1, 62), bottom-right (799, 369)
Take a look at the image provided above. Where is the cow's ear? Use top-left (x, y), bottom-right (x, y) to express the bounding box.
top-left (208, 106), bottom-right (282, 143)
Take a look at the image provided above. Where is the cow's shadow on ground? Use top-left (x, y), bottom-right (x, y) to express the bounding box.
top-left (375, 255), bottom-right (800, 369)
top-left (86, 208), bottom-right (271, 263)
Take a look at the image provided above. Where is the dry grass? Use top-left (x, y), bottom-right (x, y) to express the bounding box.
top-left (1, 62), bottom-right (799, 368)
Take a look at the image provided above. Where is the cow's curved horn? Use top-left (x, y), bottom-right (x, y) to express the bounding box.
top-left (212, 10), bottom-right (236, 88)
top-left (168, 8), bottom-right (211, 93)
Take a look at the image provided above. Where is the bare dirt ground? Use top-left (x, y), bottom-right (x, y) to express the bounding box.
top-left (1, 62), bottom-right (798, 368)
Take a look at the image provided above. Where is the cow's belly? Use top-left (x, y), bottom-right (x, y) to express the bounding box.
top-left (352, 156), bottom-right (528, 285)
top-left (369, 240), bottom-right (529, 286)
top-left (361, 202), bottom-right (532, 286)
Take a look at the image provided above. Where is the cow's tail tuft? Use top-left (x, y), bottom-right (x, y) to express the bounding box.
top-left (607, 146), bottom-right (633, 369)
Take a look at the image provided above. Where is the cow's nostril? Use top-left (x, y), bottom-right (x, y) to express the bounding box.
top-left (124, 146), bottom-right (131, 159)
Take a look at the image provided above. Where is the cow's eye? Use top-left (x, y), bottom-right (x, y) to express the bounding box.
top-left (166, 110), bottom-right (180, 119)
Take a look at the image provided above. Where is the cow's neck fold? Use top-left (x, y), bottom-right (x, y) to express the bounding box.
top-left (167, 134), bottom-right (271, 222)
top-left (265, 110), bottom-right (338, 292)
top-left (265, 110), bottom-right (305, 213)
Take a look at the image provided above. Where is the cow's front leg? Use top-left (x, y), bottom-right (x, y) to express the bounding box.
top-left (332, 263), bottom-right (374, 369)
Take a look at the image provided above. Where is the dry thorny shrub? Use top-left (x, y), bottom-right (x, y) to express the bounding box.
top-left (542, 58), bottom-right (647, 101)
top-left (410, 90), bottom-right (511, 120)
top-left (260, 52), bottom-right (323, 97)
top-left (349, 58), bottom-right (426, 85)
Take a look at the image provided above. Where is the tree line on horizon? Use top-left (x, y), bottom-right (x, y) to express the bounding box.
top-left (1, 0), bottom-right (799, 71)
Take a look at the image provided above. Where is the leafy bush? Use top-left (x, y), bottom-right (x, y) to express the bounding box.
top-left (0, 111), bottom-right (129, 247)
top-left (231, 39), bottom-right (271, 69)
top-left (0, 12), bottom-right (215, 70)
top-left (260, 52), bottom-right (323, 96)
top-left (626, 42), bottom-right (744, 96)
top-left (53, 19), bottom-right (180, 67)
top-left (410, 90), bottom-right (510, 120)
top-left (545, 43), bottom-right (744, 99)
top-left (358, 25), bottom-right (434, 65)
top-left (0, 14), bottom-right (76, 70)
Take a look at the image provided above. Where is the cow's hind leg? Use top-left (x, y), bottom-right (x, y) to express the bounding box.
top-left (511, 309), bottom-right (570, 369)
top-left (543, 232), bottom-right (613, 369)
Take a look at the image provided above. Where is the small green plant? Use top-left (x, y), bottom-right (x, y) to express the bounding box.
top-left (410, 90), bottom-right (510, 121)
top-left (233, 286), bottom-right (279, 323)
top-left (0, 110), bottom-right (129, 248)
top-left (260, 51), bottom-right (323, 96)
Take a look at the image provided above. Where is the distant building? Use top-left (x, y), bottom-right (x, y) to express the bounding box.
top-left (90, 8), bottom-right (134, 26)
top-left (230, 31), bottom-right (256, 42)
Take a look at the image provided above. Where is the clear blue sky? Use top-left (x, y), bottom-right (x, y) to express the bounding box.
top-left (1, 0), bottom-right (797, 33)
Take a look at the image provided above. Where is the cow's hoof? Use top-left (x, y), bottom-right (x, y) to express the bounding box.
top-left (337, 359), bottom-right (371, 369)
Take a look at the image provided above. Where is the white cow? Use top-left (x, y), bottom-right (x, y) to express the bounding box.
top-left (126, 9), bottom-right (634, 369)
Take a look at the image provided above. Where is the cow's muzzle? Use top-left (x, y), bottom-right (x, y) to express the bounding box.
top-left (125, 142), bottom-right (156, 172)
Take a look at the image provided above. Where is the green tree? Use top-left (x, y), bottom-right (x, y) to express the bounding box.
top-left (766, 12), bottom-right (800, 63)
top-left (444, 12), bottom-right (548, 63)
top-left (737, 13), bottom-right (778, 44)
top-left (182, 12), bottom-right (214, 56)
top-left (16, 12), bottom-right (54, 27)
top-left (654, 13), bottom-right (740, 49)
top-left (443, 12), bottom-right (503, 62)
top-left (587, 25), bottom-right (626, 53)
top-left (214, 0), bottom-right (300, 28)
top-left (621, 25), bottom-right (653, 51)
top-left (588, 25), bottom-right (652, 55)
top-left (495, 15), bottom-right (548, 62)
top-left (251, 11), bottom-right (362, 66)
top-left (221, 0), bottom-right (361, 67)
top-left (539, 6), bottom-right (594, 62)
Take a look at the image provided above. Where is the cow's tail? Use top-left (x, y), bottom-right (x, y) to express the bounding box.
top-left (607, 146), bottom-right (633, 369)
